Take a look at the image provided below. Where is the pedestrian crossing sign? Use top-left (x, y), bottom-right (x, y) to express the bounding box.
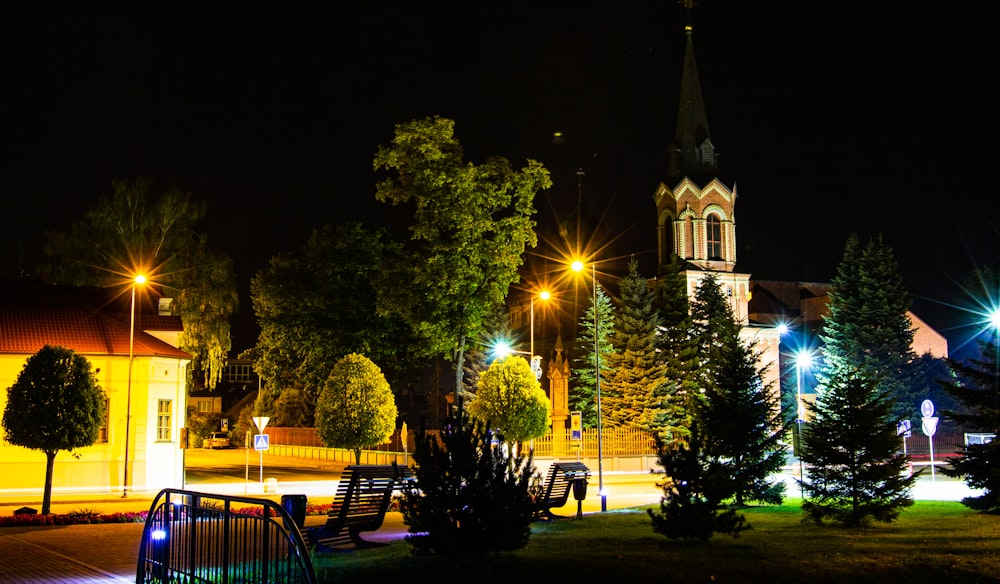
top-left (254, 434), bottom-right (269, 451)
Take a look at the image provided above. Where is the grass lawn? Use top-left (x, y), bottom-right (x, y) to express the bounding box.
top-left (311, 500), bottom-right (1000, 583)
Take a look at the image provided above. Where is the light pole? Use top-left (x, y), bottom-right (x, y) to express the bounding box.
top-left (794, 350), bottom-right (813, 499)
top-left (122, 274), bottom-right (146, 498)
top-left (530, 290), bottom-right (551, 360)
top-left (530, 290), bottom-right (550, 380)
top-left (572, 259), bottom-right (605, 512)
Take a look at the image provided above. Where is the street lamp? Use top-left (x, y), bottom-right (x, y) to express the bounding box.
top-left (793, 349), bottom-right (813, 498)
top-left (571, 259), bottom-right (606, 512)
top-left (530, 290), bottom-right (551, 360)
top-left (122, 274), bottom-right (146, 498)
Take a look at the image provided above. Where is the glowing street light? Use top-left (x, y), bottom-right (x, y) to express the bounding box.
top-left (571, 259), bottom-right (606, 512)
top-left (122, 273), bottom-right (146, 498)
top-left (530, 289), bottom-right (551, 360)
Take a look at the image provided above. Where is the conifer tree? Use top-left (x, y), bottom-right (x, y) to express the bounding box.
top-left (800, 366), bottom-right (916, 525)
top-left (940, 338), bottom-right (1000, 512)
top-left (818, 234), bottom-right (915, 424)
top-left (802, 235), bottom-right (917, 525)
top-left (603, 258), bottom-right (667, 432)
top-left (653, 254), bottom-right (699, 443)
top-left (570, 285), bottom-right (614, 429)
top-left (647, 423), bottom-right (749, 541)
top-left (690, 273), bottom-right (790, 506)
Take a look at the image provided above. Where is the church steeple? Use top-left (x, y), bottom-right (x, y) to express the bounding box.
top-left (668, 1), bottom-right (718, 184)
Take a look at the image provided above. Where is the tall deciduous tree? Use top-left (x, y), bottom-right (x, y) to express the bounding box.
top-left (246, 222), bottom-right (421, 396)
top-left (315, 353), bottom-right (398, 464)
top-left (941, 338), bottom-right (1000, 512)
top-left (570, 285), bottom-right (615, 429)
top-left (603, 258), bottom-right (667, 432)
top-left (372, 116), bottom-right (551, 406)
top-left (40, 178), bottom-right (237, 389)
top-left (690, 273), bottom-right (789, 506)
top-left (2, 345), bottom-right (106, 515)
top-left (468, 355), bottom-right (551, 444)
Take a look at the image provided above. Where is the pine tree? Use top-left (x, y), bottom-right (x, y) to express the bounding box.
top-left (690, 273), bottom-right (790, 506)
top-left (603, 258), bottom-right (667, 432)
top-left (653, 254), bottom-right (699, 443)
top-left (570, 285), bottom-right (614, 429)
top-left (647, 423), bottom-right (749, 541)
top-left (940, 338), bottom-right (1000, 512)
top-left (818, 234), bottom-right (916, 424)
top-left (802, 235), bottom-right (918, 526)
top-left (800, 366), bottom-right (917, 525)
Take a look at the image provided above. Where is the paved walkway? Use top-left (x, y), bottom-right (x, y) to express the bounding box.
top-left (0, 466), bottom-right (980, 582)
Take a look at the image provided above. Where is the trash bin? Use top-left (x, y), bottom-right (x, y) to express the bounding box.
top-left (281, 494), bottom-right (308, 529)
top-left (571, 475), bottom-right (589, 519)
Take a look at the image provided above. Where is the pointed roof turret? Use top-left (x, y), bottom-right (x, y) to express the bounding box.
top-left (668, 1), bottom-right (719, 184)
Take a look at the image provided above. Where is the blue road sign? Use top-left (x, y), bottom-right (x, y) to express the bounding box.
top-left (254, 434), bottom-right (269, 451)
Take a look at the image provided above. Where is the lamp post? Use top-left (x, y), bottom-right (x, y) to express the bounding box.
top-left (122, 274), bottom-right (146, 498)
top-left (794, 350), bottom-right (813, 499)
top-left (530, 290), bottom-right (551, 360)
top-left (572, 259), bottom-right (605, 512)
top-left (990, 307), bottom-right (1000, 414)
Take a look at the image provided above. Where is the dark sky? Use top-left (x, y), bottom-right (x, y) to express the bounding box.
top-left (4, 3), bottom-right (997, 356)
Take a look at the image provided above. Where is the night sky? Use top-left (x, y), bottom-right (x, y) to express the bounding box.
top-left (4, 3), bottom-right (997, 357)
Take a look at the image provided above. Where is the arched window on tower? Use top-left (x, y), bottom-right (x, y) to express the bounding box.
top-left (706, 214), bottom-right (722, 260)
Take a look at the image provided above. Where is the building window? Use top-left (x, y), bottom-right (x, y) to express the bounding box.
top-left (97, 398), bottom-right (110, 443)
top-left (197, 400), bottom-right (211, 413)
top-left (157, 400), bottom-right (172, 441)
top-left (222, 363), bottom-right (254, 383)
top-left (706, 214), bottom-right (722, 260)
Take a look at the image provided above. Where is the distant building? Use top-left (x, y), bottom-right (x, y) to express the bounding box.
top-left (0, 279), bottom-right (190, 493)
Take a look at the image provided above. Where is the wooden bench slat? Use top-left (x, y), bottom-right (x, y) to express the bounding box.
top-left (306, 464), bottom-right (412, 552)
top-left (535, 462), bottom-right (591, 520)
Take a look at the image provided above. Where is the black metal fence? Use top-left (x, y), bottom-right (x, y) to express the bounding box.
top-left (136, 488), bottom-right (316, 584)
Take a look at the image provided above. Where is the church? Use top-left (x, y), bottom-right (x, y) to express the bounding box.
top-left (650, 11), bottom-right (947, 414)
top-left (530, 7), bottom-right (948, 431)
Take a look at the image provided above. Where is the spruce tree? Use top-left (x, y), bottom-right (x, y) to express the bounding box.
top-left (570, 285), bottom-right (614, 429)
top-left (818, 234), bottom-right (916, 424)
top-left (647, 422), bottom-right (749, 541)
top-left (800, 366), bottom-right (916, 525)
top-left (690, 273), bottom-right (790, 506)
top-left (802, 234), bottom-right (918, 526)
top-left (653, 254), bottom-right (699, 443)
top-left (940, 338), bottom-right (1000, 512)
top-left (603, 258), bottom-right (667, 432)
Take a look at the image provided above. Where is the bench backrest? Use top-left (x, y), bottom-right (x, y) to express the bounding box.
top-left (541, 462), bottom-right (591, 504)
top-left (328, 465), bottom-right (408, 528)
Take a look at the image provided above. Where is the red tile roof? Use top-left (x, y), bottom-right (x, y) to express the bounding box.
top-left (0, 280), bottom-right (190, 359)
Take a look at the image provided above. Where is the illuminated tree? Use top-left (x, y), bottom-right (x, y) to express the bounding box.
top-left (468, 355), bottom-right (551, 443)
top-left (570, 286), bottom-right (614, 428)
top-left (40, 178), bottom-right (237, 389)
top-left (603, 258), bottom-right (667, 433)
top-left (373, 116), bottom-right (551, 408)
top-left (2, 345), bottom-right (106, 515)
top-left (246, 222), bottom-right (422, 396)
top-left (315, 353), bottom-right (398, 464)
top-left (652, 253), bottom-right (699, 443)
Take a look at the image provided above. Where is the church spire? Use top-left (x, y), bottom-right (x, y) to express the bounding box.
top-left (668, 0), bottom-right (718, 183)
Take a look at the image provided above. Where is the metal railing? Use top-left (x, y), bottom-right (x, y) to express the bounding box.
top-left (136, 488), bottom-right (316, 584)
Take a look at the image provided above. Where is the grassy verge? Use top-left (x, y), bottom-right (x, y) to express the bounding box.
top-left (311, 500), bottom-right (1000, 583)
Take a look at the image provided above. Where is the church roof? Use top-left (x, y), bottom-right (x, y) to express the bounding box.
top-left (667, 8), bottom-right (719, 185)
top-left (0, 279), bottom-right (189, 359)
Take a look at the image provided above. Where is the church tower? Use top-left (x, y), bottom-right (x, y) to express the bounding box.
top-left (653, 3), bottom-right (751, 324)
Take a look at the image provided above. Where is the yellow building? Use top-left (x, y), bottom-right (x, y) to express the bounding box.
top-left (1, 280), bottom-right (190, 494)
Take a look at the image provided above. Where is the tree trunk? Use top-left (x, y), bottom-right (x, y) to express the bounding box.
top-left (454, 333), bottom-right (467, 415)
top-left (42, 450), bottom-right (57, 515)
top-left (354, 447), bottom-right (361, 465)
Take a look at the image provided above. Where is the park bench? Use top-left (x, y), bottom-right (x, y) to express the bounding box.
top-left (305, 464), bottom-right (412, 552)
top-left (535, 461), bottom-right (591, 520)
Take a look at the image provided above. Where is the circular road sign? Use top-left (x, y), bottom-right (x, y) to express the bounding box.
top-left (920, 399), bottom-right (935, 418)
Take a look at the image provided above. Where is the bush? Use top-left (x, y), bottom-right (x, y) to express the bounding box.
top-left (400, 404), bottom-right (541, 555)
